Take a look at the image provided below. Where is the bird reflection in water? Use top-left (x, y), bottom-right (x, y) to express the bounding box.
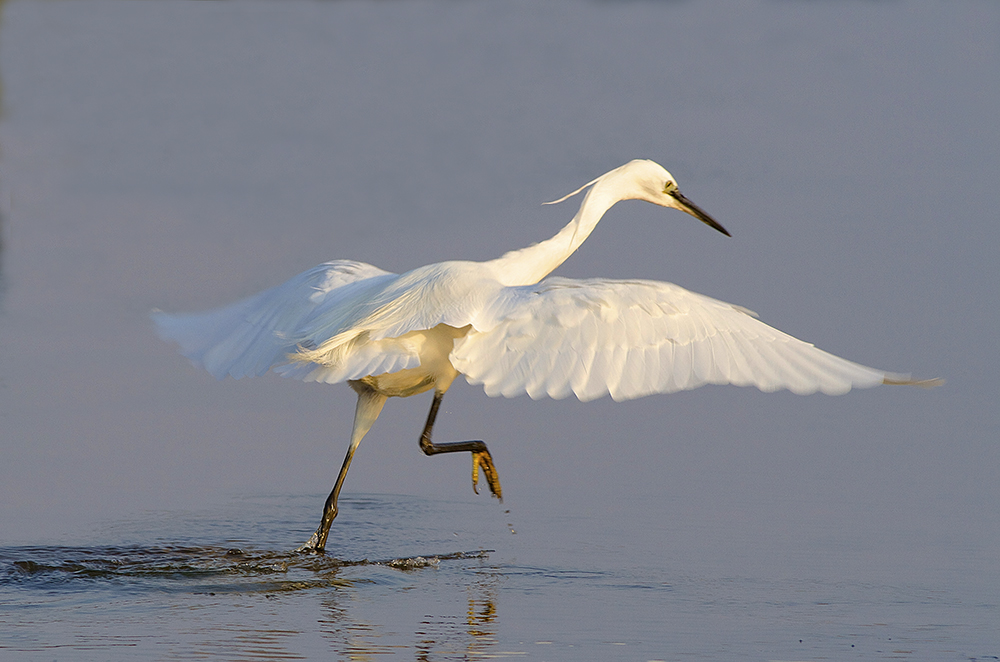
top-left (2, 542), bottom-right (502, 660)
top-left (316, 565), bottom-right (502, 661)
top-left (415, 570), bottom-right (501, 661)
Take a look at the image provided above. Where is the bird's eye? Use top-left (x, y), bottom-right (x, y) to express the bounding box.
top-left (663, 181), bottom-right (678, 194)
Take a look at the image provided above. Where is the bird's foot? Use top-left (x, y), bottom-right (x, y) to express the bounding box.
top-left (472, 450), bottom-right (502, 501)
top-left (294, 531), bottom-right (325, 554)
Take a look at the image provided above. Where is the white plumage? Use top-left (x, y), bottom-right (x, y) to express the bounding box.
top-left (452, 277), bottom-right (892, 401)
top-left (153, 159), bottom-right (933, 552)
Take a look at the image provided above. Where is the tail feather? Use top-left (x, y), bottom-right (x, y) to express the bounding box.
top-left (151, 291), bottom-right (294, 379)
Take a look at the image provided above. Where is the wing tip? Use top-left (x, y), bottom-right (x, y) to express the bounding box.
top-left (882, 374), bottom-right (945, 388)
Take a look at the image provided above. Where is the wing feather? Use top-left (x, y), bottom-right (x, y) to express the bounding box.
top-left (639, 344), bottom-right (662, 396)
top-left (452, 277), bottom-right (897, 401)
top-left (670, 338), bottom-right (695, 392)
top-left (616, 342), bottom-right (637, 399)
top-left (152, 260), bottom-right (394, 379)
top-left (715, 330), bottom-right (751, 387)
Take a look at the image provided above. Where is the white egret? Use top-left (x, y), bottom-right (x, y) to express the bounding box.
top-left (153, 159), bottom-right (937, 552)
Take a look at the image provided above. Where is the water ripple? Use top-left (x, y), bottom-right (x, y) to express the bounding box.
top-left (0, 545), bottom-right (492, 595)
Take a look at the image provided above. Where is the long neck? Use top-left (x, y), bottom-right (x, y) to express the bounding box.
top-left (484, 184), bottom-right (619, 286)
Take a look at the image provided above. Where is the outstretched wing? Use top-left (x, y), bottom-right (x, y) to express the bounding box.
top-left (152, 260), bottom-right (395, 379)
top-left (453, 277), bottom-right (908, 401)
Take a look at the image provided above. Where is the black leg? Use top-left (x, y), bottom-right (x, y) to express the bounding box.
top-left (419, 391), bottom-right (502, 500)
top-left (296, 443), bottom-right (357, 553)
top-left (297, 385), bottom-right (386, 553)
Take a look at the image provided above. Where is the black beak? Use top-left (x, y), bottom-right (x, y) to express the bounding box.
top-left (670, 189), bottom-right (731, 237)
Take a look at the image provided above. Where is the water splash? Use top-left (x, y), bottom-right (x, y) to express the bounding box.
top-left (1, 544), bottom-right (492, 595)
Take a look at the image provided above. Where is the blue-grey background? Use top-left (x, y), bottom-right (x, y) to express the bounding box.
top-left (1, 1), bottom-right (997, 660)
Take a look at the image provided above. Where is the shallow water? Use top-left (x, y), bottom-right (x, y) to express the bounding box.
top-left (3, 494), bottom-right (999, 661)
top-left (2, 0), bottom-right (999, 659)
top-left (1, 495), bottom-right (500, 660)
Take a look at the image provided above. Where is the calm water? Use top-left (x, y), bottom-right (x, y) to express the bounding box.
top-left (2, 0), bottom-right (999, 659)
top-left (4, 493), bottom-right (997, 661)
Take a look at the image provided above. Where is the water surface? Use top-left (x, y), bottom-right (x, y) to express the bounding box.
top-left (4, 494), bottom-right (997, 661)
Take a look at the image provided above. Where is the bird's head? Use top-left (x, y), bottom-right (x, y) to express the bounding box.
top-left (617, 159), bottom-right (731, 237)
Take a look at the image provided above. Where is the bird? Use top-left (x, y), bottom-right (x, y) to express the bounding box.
top-left (153, 158), bottom-right (938, 553)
